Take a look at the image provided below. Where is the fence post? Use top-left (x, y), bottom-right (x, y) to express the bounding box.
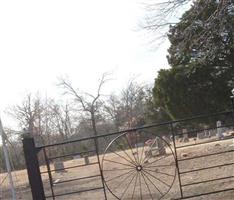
top-left (170, 123), bottom-right (183, 198)
top-left (231, 89), bottom-right (234, 129)
top-left (22, 136), bottom-right (46, 200)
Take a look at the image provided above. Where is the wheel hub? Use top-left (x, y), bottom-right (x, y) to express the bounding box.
top-left (136, 165), bottom-right (143, 171)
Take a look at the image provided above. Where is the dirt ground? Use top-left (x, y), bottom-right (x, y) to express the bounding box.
top-left (1, 134), bottom-right (234, 200)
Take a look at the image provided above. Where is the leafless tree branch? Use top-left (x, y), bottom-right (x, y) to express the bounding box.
top-left (142, 0), bottom-right (232, 47)
top-left (58, 72), bottom-right (112, 136)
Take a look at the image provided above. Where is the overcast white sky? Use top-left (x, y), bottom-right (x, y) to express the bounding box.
top-left (0, 0), bottom-right (173, 127)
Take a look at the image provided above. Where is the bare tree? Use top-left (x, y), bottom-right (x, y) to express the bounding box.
top-left (49, 103), bottom-right (75, 140)
top-left (104, 79), bottom-right (149, 131)
top-left (104, 94), bottom-right (122, 130)
top-left (120, 79), bottom-right (147, 128)
top-left (8, 94), bottom-right (45, 144)
top-left (58, 73), bottom-right (111, 136)
top-left (143, 0), bottom-right (191, 29)
top-left (7, 94), bottom-right (76, 145)
top-left (142, 0), bottom-right (232, 45)
top-left (141, 0), bottom-right (192, 44)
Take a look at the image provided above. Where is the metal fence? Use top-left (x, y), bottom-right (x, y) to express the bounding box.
top-left (23, 109), bottom-right (234, 200)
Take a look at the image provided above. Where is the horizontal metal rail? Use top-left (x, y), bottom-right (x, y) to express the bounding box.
top-left (178, 149), bottom-right (234, 162)
top-left (45, 187), bottom-right (104, 199)
top-left (180, 162), bottom-right (234, 174)
top-left (40, 162), bottom-right (99, 174)
top-left (48, 150), bottom-right (96, 160)
top-left (182, 175), bottom-right (234, 187)
top-left (36, 110), bottom-right (232, 149)
top-left (54, 174), bottom-right (101, 185)
top-left (174, 187), bottom-right (234, 199)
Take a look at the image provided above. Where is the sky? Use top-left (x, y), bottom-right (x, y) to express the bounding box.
top-left (0, 0), bottom-right (175, 127)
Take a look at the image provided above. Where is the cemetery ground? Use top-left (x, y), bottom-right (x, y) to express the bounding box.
top-left (1, 133), bottom-right (234, 200)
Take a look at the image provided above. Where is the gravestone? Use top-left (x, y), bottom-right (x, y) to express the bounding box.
top-left (162, 135), bottom-right (171, 145)
top-left (175, 135), bottom-right (180, 141)
top-left (203, 125), bottom-right (210, 138)
top-left (135, 142), bottom-right (144, 148)
top-left (182, 129), bottom-right (189, 142)
top-left (156, 137), bottom-right (166, 155)
top-left (54, 161), bottom-right (65, 173)
top-left (197, 132), bottom-right (206, 139)
top-left (209, 129), bottom-right (217, 137)
top-left (84, 155), bottom-right (89, 165)
top-left (73, 155), bottom-right (81, 160)
top-left (217, 120), bottom-right (224, 139)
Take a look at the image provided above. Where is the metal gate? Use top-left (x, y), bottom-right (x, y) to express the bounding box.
top-left (23, 110), bottom-right (234, 199)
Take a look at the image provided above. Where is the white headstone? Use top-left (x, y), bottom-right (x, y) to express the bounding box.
top-left (217, 120), bottom-right (224, 139)
top-left (182, 129), bottom-right (189, 142)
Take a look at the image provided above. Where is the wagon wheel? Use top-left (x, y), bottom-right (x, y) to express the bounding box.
top-left (102, 131), bottom-right (176, 200)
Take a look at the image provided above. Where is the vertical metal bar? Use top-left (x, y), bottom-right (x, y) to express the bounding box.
top-left (170, 123), bottom-right (183, 198)
top-left (43, 148), bottom-right (55, 200)
top-left (22, 137), bottom-right (46, 200)
top-left (0, 118), bottom-right (16, 200)
top-left (93, 137), bottom-right (108, 200)
top-left (90, 111), bottom-right (108, 200)
top-left (231, 94), bottom-right (234, 130)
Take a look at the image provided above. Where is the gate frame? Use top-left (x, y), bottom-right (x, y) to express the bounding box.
top-left (23, 108), bottom-right (234, 199)
top-left (23, 136), bottom-right (46, 200)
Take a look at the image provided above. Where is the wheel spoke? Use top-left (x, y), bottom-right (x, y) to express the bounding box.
top-left (141, 171), bottom-right (154, 200)
top-left (139, 134), bottom-right (147, 165)
top-left (143, 169), bottom-right (170, 188)
top-left (109, 147), bottom-right (137, 167)
top-left (103, 167), bottom-right (133, 172)
top-left (113, 170), bottom-right (136, 191)
top-left (119, 171), bottom-right (137, 199)
top-left (144, 168), bottom-right (174, 177)
top-left (114, 139), bottom-right (138, 166)
top-left (135, 133), bottom-right (140, 164)
top-left (139, 171), bottom-right (143, 200)
top-left (131, 172), bottom-right (138, 200)
top-left (144, 153), bottom-right (173, 167)
top-left (144, 163), bottom-right (175, 169)
top-left (142, 170), bottom-right (163, 196)
top-left (142, 137), bottom-right (157, 164)
top-left (143, 143), bottom-right (167, 164)
top-left (124, 134), bottom-right (139, 165)
top-left (103, 158), bottom-right (135, 168)
top-left (106, 169), bottom-right (135, 183)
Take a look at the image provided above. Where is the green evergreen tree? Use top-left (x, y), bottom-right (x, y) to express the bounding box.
top-left (152, 0), bottom-right (234, 120)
